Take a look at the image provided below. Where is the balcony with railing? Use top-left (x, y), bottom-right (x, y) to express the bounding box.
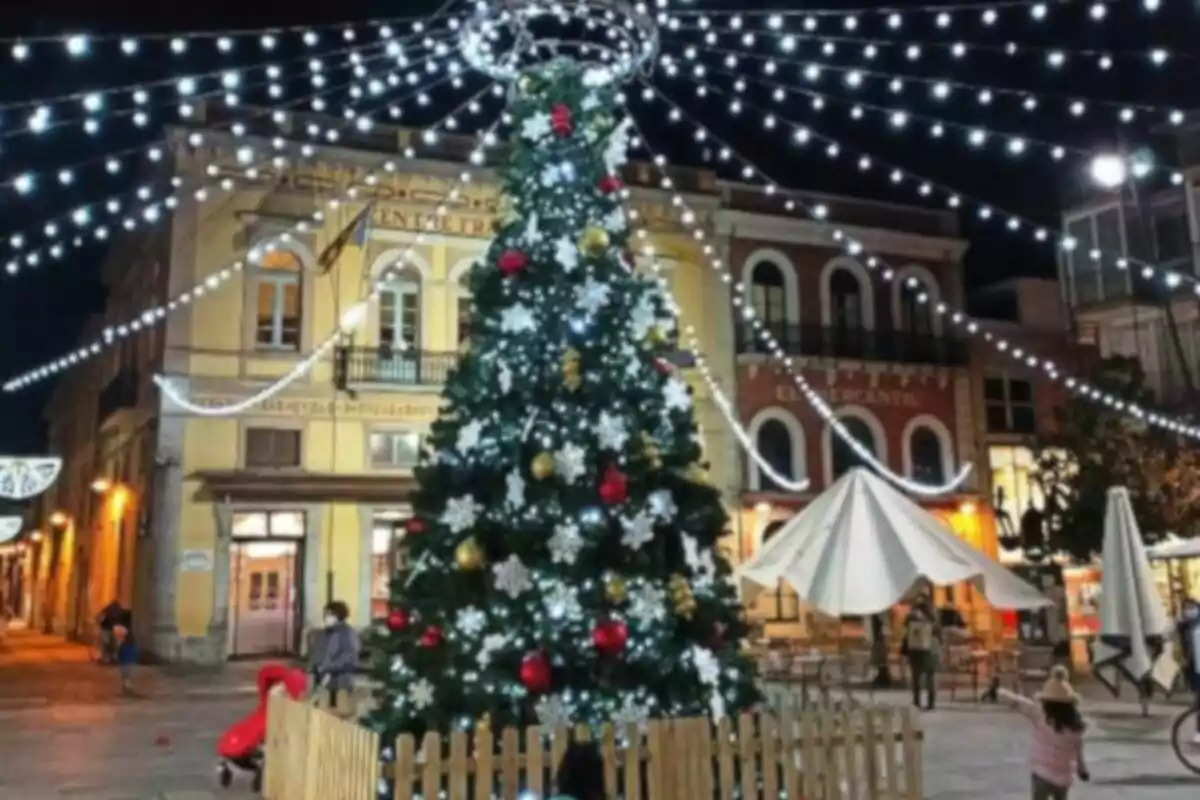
top-left (735, 322), bottom-right (968, 367)
top-left (334, 347), bottom-right (458, 389)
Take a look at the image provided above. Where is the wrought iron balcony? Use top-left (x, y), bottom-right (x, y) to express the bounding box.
top-left (334, 347), bottom-right (457, 388)
top-left (735, 322), bottom-right (967, 367)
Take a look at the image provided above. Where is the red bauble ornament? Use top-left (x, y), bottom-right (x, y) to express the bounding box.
top-left (591, 619), bottom-right (629, 656)
top-left (598, 465), bottom-right (629, 505)
top-left (597, 174), bottom-right (622, 194)
top-left (419, 625), bottom-right (443, 647)
top-left (386, 609), bottom-right (409, 632)
top-left (497, 249), bottom-right (529, 277)
top-left (405, 518), bottom-right (426, 535)
top-left (653, 358), bottom-right (673, 375)
top-left (550, 103), bottom-right (573, 136)
top-left (519, 650), bottom-right (552, 693)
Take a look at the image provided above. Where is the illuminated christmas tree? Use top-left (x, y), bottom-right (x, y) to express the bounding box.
top-left (365, 60), bottom-right (759, 740)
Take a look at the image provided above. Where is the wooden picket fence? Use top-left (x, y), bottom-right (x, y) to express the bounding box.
top-left (263, 694), bottom-right (923, 799)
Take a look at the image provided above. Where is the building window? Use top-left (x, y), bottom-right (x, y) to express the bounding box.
top-left (756, 521), bottom-right (800, 621)
top-left (753, 419), bottom-right (795, 492)
top-left (984, 377), bottom-right (1036, 434)
top-left (368, 430), bottom-right (422, 470)
top-left (231, 510), bottom-right (305, 539)
top-left (750, 260), bottom-right (788, 327)
top-left (1063, 207), bottom-right (1128, 306)
top-left (254, 250), bottom-right (302, 350)
top-left (898, 278), bottom-right (934, 337)
top-left (831, 417), bottom-right (877, 479)
top-left (244, 428), bottom-right (301, 468)
top-left (1152, 206), bottom-right (1190, 267)
top-left (379, 266), bottom-right (422, 350)
top-left (908, 426), bottom-right (946, 484)
top-left (371, 510), bottom-right (410, 619)
top-left (829, 268), bottom-right (864, 330)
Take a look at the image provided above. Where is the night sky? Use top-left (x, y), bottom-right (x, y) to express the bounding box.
top-left (0, 0), bottom-right (1190, 454)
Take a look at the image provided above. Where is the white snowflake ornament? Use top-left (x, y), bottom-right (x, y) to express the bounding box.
top-left (492, 555), bottom-right (533, 598)
top-left (478, 633), bottom-right (507, 669)
top-left (663, 378), bottom-right (691, 411)
top-left (498, 362), bottom-right (513, 394)
top-left (442, 495), bottom-right (482, 533)
top-left (535, 695), bottom-right (573, 729)
top-left (575, 278), bottom-right (611, 315)
top-left (500, 304), bottom-right (536, 334)
top-left (602, 117), bottom-right (632, 173)
top-left (543, 581), bottom-right (582, 621)
top-left (620, 511), bottom-right (657, 550)
top-left (555, 443), bottom-right (588, 484)
top-left (506, 470), bottom-right (526, 510)
top-left (600, 207), bottom-right (626, 233)
top-left (648, 489), bottom-right (678, 522)
top-left (408, 678), bottom-right (435, 710)
top-left (456, 419), bottom-right (483, 454)
top-left (455, 607), bottom-right (487, 637)
top-left (628, 582), bottom-right (668, 626)
top-left (555, 236), bottom-right (579, 272)
top-left (521, 112), bottom-right (551, 141)
top-left (547, 521), bottom-right (585, 565)
top-left (595, 412), bottom-right (629, 451)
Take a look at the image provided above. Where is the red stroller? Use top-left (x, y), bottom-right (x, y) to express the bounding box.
top-left (216, 663), bottom-right (308, 791)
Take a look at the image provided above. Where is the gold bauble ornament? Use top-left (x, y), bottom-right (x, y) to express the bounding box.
top-left (605, 575), bottom-right (628, 604)
top-left (531, 451), bottom-right (556, 480)
top-left (455, 538), bottom-right (486, 571)
top-left (577, 226), bottom-right (610, 257)
top-left (685, 463), bottom-right (710, 485)
top-left (645, 326), bottom-right (668, 347)
top-left (564, 372), bottom-right (582, 392)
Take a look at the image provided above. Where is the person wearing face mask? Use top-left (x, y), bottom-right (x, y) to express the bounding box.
top-left (1178, 597), bottom-right (1200, 743)
top-left (316, 600), bottom-right (361, 719)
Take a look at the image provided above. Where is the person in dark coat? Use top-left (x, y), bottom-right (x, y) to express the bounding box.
top-left (903, 594), bottom-right (941, 711)
top-left (550, 741), bottom-right (605, 800)
top-left (316, 600), bottom-right (360, 718)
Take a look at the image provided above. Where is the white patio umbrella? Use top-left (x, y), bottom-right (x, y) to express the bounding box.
top-left (1092, 486), bottom-right (1178, 696)
top-left (736, 467), bottom-right (1050, 616)
top-left (1148, 535), bottom-right (1200, 561)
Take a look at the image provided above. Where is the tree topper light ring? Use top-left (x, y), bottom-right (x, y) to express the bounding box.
top-left (460, 0), bottom-right (659, 87)
top-left (0, 516), bottom-right (22, 545)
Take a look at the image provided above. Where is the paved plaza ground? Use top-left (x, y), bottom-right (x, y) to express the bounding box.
top-left (1, 628), bottom-right (1198, 798)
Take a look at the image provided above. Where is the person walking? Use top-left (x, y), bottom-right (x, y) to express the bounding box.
top-left (902, 593), bottom-right (940, 710)
top-left (96, 599), bottom-right (124, 664)
top-left (316, 600), bottom-right (360, 719)
top-left (114, 624), bottom-right (138, 695)
top-left (1178, 596), bottom-right (1200, 743)
top-left (997, 665), bottom-right (1089, 799)
top-left (549, 740), bottom-right (605, 800)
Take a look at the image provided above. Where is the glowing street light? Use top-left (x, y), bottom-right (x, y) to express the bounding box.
top-left (1089, 153), bottom-right (1128, 189)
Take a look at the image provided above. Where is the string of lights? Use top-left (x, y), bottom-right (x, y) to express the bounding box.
top-left (1, 78), bottom-right (502, 392)
top-left (651, 71), bottom-right (1200, 297)
top-left (0, 25), bottom-right (462, 143)
top-left (154, 83), bottom-right (503, 416)
top-left (621, 116), bottom-right (974, 496)
top-left (658, 51), bottom-right (1180, 169)
top-left (672, 39), bottom-right (1190, 124)
top-left (4, 44), bottom-right (466, 276)
top-left (2, 33), bottom-right (455, 198)
top-left (630, 80), bottom-right (1200, 442)
top-left (2, 8), bottom-right (449, 49)
top-left (666, 0), bottom-right (1168, 22)
top-left (667, 14), bottom-right (1190, 64)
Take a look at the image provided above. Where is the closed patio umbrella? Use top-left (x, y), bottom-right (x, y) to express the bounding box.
top-left (737, 468), bottom-right (1049, 616)
top-left (1092, 487), bottom-right (1178, 697)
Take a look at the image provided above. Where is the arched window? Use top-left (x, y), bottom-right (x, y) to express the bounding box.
top-left (898, 277), bottom-right (934, 337)
top-left (909, 426), bottom-right (946, 484)
top-left (829, 269), bottom-right (863, 331)
top-left (755, 419), bottom-right (795, 492)
top-left (750, 260), bottom-right (787, 328)
top-left (456, 271), bottom-right (473, 347)
top-left (379, 265), bottom-right (422, 351)
top-left (831, 417), bottom-right (877, 479)
top-left (254, 249), bottom-right (302, 350)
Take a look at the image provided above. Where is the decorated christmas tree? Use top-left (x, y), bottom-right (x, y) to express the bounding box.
top-left (366, 61), bottom-right (759, 741)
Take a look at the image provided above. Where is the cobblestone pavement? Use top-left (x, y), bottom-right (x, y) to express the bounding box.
top-left (1, 630), bottom-right (1197, 798)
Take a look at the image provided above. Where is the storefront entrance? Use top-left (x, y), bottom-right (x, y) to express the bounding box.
top-left (227, 511), bottom-right (306, 658)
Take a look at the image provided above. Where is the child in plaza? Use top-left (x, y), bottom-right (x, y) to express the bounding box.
top-left (997, 665), bottom-right (1089, 799)
top-left (114, 624), bottom-right (138, 695)
top-left (549, 740), bottom-right (604, 800)
top-left (315, 600), bottom-right (361, 718)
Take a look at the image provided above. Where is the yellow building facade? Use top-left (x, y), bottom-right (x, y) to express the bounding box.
top-left (35, 121), bottom-right (741, 662)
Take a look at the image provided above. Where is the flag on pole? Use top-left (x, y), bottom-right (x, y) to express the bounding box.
top-left (316, 203), bottom-right (374, 274)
